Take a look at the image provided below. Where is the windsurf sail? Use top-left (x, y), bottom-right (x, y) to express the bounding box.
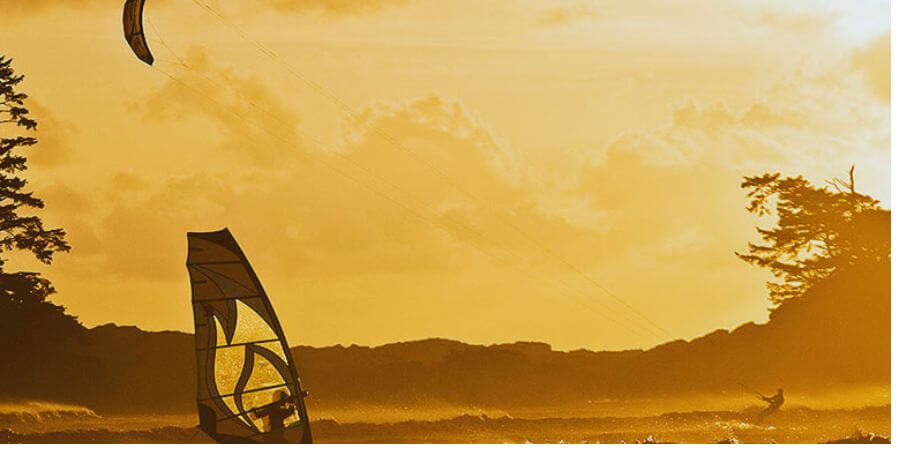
top-left (187, 228), bottom-right (312, 444)
top-left (123, 0), bottom-right (154, 65)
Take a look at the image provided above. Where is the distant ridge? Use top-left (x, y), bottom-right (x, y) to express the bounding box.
top-left (1, 262), bottom-right (888, 417)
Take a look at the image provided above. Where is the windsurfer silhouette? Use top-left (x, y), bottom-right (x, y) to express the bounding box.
top-left (756, 388), bottom-right (784, 423)
top-left (253, 390), bottom-right (295, 443)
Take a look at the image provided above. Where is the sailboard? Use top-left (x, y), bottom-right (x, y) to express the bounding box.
top-left (186, 228), bottom-right (313, 443)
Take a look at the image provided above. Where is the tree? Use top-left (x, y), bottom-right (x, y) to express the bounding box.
top-left (0, 56), bottom-right (80, 366)
top-left (737, 167), bottom-right (889, 305)
top-left (1, 272), bottom-right (83, 357)
top-left (0, 56), bottom-right (70, 267)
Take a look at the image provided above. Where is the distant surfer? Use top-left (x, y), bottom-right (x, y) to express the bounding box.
top-left (253, 390), bottom-right (295, 443)
top-left (756, 388), bottom-right (784, 423)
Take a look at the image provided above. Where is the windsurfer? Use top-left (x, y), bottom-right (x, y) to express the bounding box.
top-left (756, 388), bottom-right (784, 423)
top-left (253, 390), bottom-right (296, 443)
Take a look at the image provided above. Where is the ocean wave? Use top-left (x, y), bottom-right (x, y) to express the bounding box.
top-left (0, 401), bottom-right (99, 426)
top-left (1, 405), bottom-right (890, 443)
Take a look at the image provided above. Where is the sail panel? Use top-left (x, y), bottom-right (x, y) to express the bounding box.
top-left (192, 264), bottom-right (258, 301)
top-left (238, 296), bottom-right (282, 336)
top-left (187, 228), bottom-right (313, 444)
top-left (231, 299), bottom-right (279, 344)
top-left (233, 347), bottom-right (260, 432)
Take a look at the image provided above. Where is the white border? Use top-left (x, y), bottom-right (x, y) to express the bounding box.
top-left (888, 0), bottom-right (898, 445)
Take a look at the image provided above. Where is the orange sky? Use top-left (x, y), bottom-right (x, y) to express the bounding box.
top-left (0, 0), bottom-right (890, 350)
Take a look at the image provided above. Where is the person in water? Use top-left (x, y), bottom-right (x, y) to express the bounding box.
top-left (253, 389), bottom-right (295, 443)
top-left (756, 388), bottom-right (784, 423)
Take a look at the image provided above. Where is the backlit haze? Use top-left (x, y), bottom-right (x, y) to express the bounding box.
top-left (0, 0), bottom-right (889, 350)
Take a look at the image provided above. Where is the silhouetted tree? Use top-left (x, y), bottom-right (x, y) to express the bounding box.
top-left (0, 56), bottom-right (80, 378)
top-left (737, 167), bottom-right (889, 305)
top-left (0, 57), bottom-right (70, 266)
top-left (0, 273), bottom-right (83, 359)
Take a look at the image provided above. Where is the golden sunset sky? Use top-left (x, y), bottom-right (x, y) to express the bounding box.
top-left (0, 0), bottom-right (890, 350)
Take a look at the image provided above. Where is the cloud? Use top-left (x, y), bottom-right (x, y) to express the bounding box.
top-left (537, 5), bottom-right (600, 26)
top-left (33, 183), bottom-right (103, 264)
top-left (569, 95), bottom-right (856, 333)
top-left (853, 32), bottom-right (890, 102)
top-left (335, 95), bottom-right (622, 270)
top-left (134, 48), bottom-right (306, 167)
top-left (9, 0), bottom-right (887, 348)
top-left (0, 0), bottom-right (97, 20)
top-left (748, 9), bottom-right (836, 34)
top-left (0, 0), bottom-right (180, 22)
top-left (71, 88), bottom-right (613, 283)
top-left (573, 57), bottom-right (890, 324)
top-left (670, 101), bottom-right (805, 132)
top-left (25, 100), bottom-right (77, 169)
top-left (600, 100), bottom-right (808, 169)
top-left (0, 0), bottom-right (406, 21)
top-left (110, 172), bottom-right (147, 192)
top-left (39, 183), bottom-right (93, 215)
top-left (268, 0), bottom-right (411, 16)
top-left (580, 131), bottom-right (749, 259)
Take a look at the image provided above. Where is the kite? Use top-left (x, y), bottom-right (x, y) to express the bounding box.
top-left (123, 0), bottom-right (154, 65)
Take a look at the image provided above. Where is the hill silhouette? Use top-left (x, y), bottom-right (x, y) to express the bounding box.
top-left (1, 259), bottom-right (886, 417)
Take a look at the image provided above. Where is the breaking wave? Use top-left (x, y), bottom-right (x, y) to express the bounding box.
top-left (0, 401), bottom-right (99, 426)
